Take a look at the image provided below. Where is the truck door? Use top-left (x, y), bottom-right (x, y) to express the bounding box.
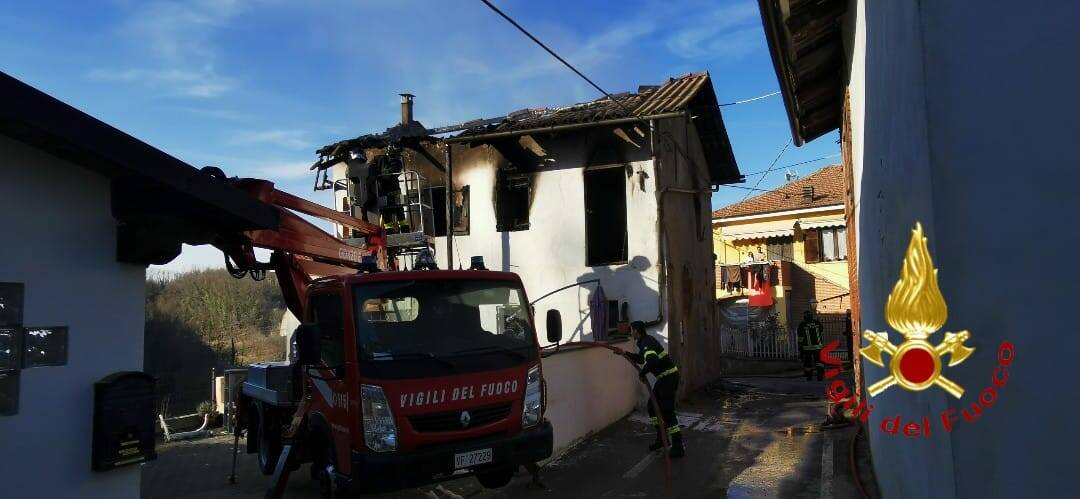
top-left (308, 291), bottom-right (352, 470)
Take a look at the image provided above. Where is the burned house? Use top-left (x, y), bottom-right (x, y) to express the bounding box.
top-left (315, 72), bottom-right (741, 452)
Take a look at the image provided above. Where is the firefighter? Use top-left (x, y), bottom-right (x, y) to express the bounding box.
top-left (618, 321), bottom-right (685, 458)
top-left (797, 310), bottom-right (825, 381)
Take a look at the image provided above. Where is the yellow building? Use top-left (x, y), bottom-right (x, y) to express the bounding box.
top-left (713, 165), bottom-right (850, 330)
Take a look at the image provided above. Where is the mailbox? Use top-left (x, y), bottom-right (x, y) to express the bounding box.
top-left (91, 371), bottom-right (157, 471)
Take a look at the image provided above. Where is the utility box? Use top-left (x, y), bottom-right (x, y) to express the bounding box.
top-left (91, 371), bottom-right (157, 471)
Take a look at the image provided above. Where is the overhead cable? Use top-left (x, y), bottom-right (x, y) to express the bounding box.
top-left (477, 0), bottom-right (632, 114)
top-left (719, 91), bottom-right (781, 107)
top-left (742, 139), bottom-right (791, 202)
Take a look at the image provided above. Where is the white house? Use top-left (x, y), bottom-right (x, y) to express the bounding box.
top-left (0, 72), bottom-right (278, 498)
top-left (316, 73), bottom-right (742, 452)
top-left (758, 1), bottom-right (1079, 497)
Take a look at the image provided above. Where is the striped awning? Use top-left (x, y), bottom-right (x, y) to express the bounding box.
top-left (720, 219), bottom-right (796, 241)
top-left (797, 219), bottom-right (846, 230)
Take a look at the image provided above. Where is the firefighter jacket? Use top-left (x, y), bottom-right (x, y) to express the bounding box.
top-left (627, 333), bottom-right (678, 380)
top-left (797, 319), bottom-right (824, 350)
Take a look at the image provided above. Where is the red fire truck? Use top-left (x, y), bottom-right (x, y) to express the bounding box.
top-left (208, 172), bottom-right (556, 497)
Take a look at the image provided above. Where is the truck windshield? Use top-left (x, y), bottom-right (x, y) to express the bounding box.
top-left (353, 279), bottom-right (537, 362)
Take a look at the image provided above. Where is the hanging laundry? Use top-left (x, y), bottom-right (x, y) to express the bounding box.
top-left (725, 265), bottom-right (742, 292)
top-left (748, 267), bottom-right (774, 307)
top-left (589, 285), bottom-right (609, 342)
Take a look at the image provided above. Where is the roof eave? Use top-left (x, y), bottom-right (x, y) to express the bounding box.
top-left (758, 0), bottom-right (807, 146)
top-left (0, 71), bottom-right (278, 233)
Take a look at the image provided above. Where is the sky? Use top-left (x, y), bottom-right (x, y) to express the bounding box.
top-left (0, 0), bottom-right (838, 274)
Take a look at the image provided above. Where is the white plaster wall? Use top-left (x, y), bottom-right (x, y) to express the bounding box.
top-left (434, 158), bottom-right (664, 345)
top-left (0, 135), bottom-right (145, 499)
top-left (431, 157), bottom-right (664, 453)
top-left (848, 1), bottom-right (1080, 497)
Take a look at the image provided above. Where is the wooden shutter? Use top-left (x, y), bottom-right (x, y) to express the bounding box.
top-left (804, 229), bottom-right (821, 263)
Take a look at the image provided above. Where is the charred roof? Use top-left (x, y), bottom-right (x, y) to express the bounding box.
top-left (317, 72), bottom-right (741, 184)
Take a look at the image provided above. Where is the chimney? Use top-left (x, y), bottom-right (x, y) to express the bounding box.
top-left (400, 93), bottom-right (415, 125)
top-left (801, 186), bottom-right (815, 203)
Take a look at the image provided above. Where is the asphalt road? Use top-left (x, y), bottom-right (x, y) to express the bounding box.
top-left (142, 375), bottom-right (873, 499)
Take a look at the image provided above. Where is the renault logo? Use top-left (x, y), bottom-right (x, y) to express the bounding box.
top-left (460, 410), bottom-right (471, 428)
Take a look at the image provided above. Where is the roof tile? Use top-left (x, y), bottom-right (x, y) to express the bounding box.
top-left (712, 165), bottom-right (844, 219)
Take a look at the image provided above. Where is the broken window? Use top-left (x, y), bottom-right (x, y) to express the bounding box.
top-left (430, 185), bottom-right (471, 237)
top-left (495, 172), bottom-right (531, 232)
top-left (584, 166), bottom-right (628, 266)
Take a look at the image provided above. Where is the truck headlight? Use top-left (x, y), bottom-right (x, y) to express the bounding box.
top-left (361, 384), bottom-right (397, 452)
top-left (522, 366), bottom-right (542, 428)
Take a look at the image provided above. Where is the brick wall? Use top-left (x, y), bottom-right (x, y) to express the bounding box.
top-left (787, 264), bottom-right (850, 320)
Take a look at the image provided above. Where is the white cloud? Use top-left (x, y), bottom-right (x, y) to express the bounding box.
top-left (250, 160), bottom-right (316, 181)
top-left (664, 2), bottom-right (762, 60)
top-left (93, 0), bottom-right (249, 98)
top-left (89, 66), bottom-right (234, 97)
top-left (229, 129), bottom-right (312, 150)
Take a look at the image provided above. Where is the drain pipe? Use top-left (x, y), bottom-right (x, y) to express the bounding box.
top-left (645, 118), bottom-right (666, 328)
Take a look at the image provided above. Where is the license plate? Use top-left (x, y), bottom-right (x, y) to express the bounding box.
top-left (453, 448), bottom-right (493, 469)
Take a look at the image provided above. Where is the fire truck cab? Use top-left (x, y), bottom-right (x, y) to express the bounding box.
top-left (239, 266), bottom-right (555, 495)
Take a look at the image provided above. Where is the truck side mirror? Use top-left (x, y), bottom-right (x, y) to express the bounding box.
top-left (295, 323), bottom-right (321, 366)
top-left (546, 310), bottom-right (562, 344)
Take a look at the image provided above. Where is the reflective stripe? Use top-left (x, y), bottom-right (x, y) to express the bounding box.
top-left (667, 425), bottom-right (681, 434)
top-left (643, 350), bottom-right (659, 360)
top-left (657, 367), bottom-right (679, 379)
top-left (658, 351), bottom-right (669, 358)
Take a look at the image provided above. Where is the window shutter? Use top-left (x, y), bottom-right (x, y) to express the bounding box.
top-left (804, 229), bottom-right (821, 263)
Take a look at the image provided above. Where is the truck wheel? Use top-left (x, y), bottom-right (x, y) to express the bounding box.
top-left (254, 404), bottom-right (282, 475)
top-left (476, 467), bottom-right (514, 489)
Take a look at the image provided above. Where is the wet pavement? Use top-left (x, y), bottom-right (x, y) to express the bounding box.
top-left (142, 374), bottom-right (876, 498)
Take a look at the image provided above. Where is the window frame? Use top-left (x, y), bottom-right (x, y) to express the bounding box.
top-left (766, 236), bottom-right (794, 262)
top-left (430, 185), bottom-right (471, 237)
top-left (495, 171), bottom-right (531, 232)
top-left (308, 291), bottom-right (345, 367)
top-left (805, 227), bottom-right (848, 263)
top-left (583, 165), bottom-right (629, 266)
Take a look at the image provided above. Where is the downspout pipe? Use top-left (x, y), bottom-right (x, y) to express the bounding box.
top-left (645, 118), bottom-right (666, 329)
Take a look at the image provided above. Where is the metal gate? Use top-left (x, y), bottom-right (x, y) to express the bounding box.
top-left (718, 313), bottom-right (852, 362)
top-left (718, 323), bottom-right (799, 359)
top-left (818, 314), bottom-right (853, 363)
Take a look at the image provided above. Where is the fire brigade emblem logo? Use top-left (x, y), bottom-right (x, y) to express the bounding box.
top-left (861, 223), bottom-right (975, 398)
top-left (460, 410), bottom-right (471, 428)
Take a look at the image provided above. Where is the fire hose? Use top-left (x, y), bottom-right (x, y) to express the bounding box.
top-left (558, 341), bottom-right (674, 499)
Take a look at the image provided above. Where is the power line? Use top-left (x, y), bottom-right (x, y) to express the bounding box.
top-left (740, 153), bottom-right (840, 177)
top-left (719, 91), bottom-right (780, 107)
top-left (742, 139), bottom-right (791, 202)
top-left (478, 0), bottom-right (632, 114)
top-left (717, 184), bottom-right (774, 193)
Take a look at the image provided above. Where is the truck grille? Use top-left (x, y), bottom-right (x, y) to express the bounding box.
top-left (409, 403), bottom-right (512, 433)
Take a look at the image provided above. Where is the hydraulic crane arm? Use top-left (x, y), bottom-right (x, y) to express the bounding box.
top-left (211, 177), bottom-right (386, 319)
